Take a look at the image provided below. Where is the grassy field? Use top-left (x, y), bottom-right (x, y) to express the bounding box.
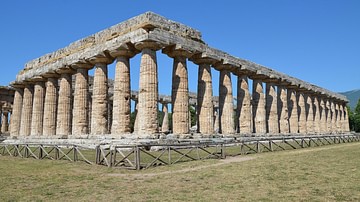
top-left (0, 142), bottom-right (360, 201)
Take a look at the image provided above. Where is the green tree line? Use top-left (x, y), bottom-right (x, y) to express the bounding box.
top-left (349, 98), bottom-right (360, 132)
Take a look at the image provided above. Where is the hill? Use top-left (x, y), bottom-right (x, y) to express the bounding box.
top-left (340, 89), bottom-right (360, 110)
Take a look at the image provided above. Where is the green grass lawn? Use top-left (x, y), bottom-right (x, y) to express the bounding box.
top-left (1, 142), bottom-right (360, 201)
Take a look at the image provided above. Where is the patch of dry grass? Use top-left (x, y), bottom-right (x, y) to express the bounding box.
top-left (0, 142), bottom-right (360, 201)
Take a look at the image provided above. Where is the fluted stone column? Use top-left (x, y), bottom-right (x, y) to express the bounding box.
top-left (43, 77), bottom-right (58, 136)
top-left (111, 54), bottom-right (133, 135)
top-left (137, 43), bottom-right (159, 136)
top-left (30, 81), bottom-right (45, 136)
top-left (287, 89), bottom-right (298, 133)
top-left (313, 97), bottom-right (320, 134)
top-left (306, 95), bottom-right (314, 134)
top-left (319, 98), bottom-right (327, 133)
top-left (10, 88), bottom-right (23, 136)
top-left (56, 73), bottom-right (72, 136)
top-left (72, 67), bottom-right (91, 135)
top-left (161, 103), bottom-right (169, 133)
top-left (219, 70), bottom-right (234, 134)
top-left (237, 75), bottom-right (252, 134)
top-left (91, 62), bottom-right (110, 135)
top-left (197, 63), bottom-right (214, 135)
top-left (19, 85), bottom-right (33, 136)
top-left (1, 111), bottom-right (9, 133)
top-left (171, 54), bottom-right (189, 134)
top-left (335, 103), bottom-right (341, 133)
top-left (252, 79), bottom-right (266, 134)
top-left (326, 100), bottom-right (332, 133)
top-left (266, 82), bottom-right (279, 134)
top-left (339, 104), bottom-right (344, 133)
top-left (133, 100), bottom-right (139, 133)
top-left (297, 92), bottom-right (307, 134)
top-left (343, 104), bottom-right (350, 132)
top-left (214, 107), bottom-right (219, 133)
top-left (277, 86), bottom-right (289, 134)
top-left (330, 101), bottom-right (336, 133)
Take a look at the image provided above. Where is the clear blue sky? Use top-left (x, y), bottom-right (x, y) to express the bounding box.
top-left (1, 0), bottom-right (359, 95)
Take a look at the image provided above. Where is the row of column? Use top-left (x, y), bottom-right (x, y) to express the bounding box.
top-left (10, 44), bottom-right (350, 138)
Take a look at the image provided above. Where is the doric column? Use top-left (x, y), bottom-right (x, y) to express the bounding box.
top-left (197, 63), bottom-right (214, 135)
top-left (133, 99), bottom-right (139, 133)
top-left (72, 65), bottom-right (92, 135)
top-left (30, 80), bottom-right (45, 136)
top-left (110, 48), bottom-right (136, 135)
top-left (163, 47), bottom-right (191, 135)
top-left (313, 96), bottom-right (321, 134)
top-left (135, 42), bottom-right (160, 136)
top-left (161, 103), bottom-right (169, 133)
top-left (343, 103), bottom-right (350, 132)
top-left (339, 104), bottom-right (344, 133)
top-left (9, 87), bottom-right (23, 137)
top-left (90, 56), bottom-right (113, 135)
top-left (277, 86), bottom-right (289, 134)
top-left (237, 75), bottom-right (252, 134)
top-left (252, 79), bottom-right (266, 134)
top-left (1, 111), bottom-right (9, 133)
top-left (43, 77), bottom-right (58, 136)
top-left (213, 107), bottom-right (219, 133)
top-left (326, 100), bottom-right (332, 133)
top-left (219, 70), bottom-right (235, 135)
top-left (305, 95), bottom-right (314, 134)
top-left (265, 82), bottom-right (279, 134)
top-left (297, 92), bottom-right (307, 134)
top-left (56, 72), bottom-right (73, 136)
top-left (287, 89), bottom-right (298, 133)
top-left (319, 98), bottom-right (327, 133)
top-left (330, 101), bottom-right (336, 134)
top-left (19, 85), bottom-right (33, 136)
top-left (335, 103), bottom-right (341, 133)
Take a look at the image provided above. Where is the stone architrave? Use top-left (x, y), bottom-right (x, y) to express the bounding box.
top-left (72, 67), bottom-right (90, 135)
top-left (306, 95), bottom-right (314, 134)
top-left (171, 55), bottom-right (190, 135)
top-left (91, 62), bottom-right (110, 135)
top-left (111, 55), bottom-right (132, 135)
top-left (161, 103), bottom-right (169, 133)
top-left (56, 73), bottom-right (72, 136)
top-left (30, 81), bottom-right (45, 136)
top-left (137, 43), bottom-right (159, 136)
top-left (319, 98), bottom-right (327, 133)
top-left (313, 97), bottom-right (321, 134)
top-left (237, 75), bottom-right (252, 134)
top-left (287, 89), bottom-right (298, 133)
top-left (252, 79), bottom-right (266, 134)
top-left (297, 92), bottom-right (307, 134)
top-left (43, 77), bottom-right (58, 136)
top-left (197, 63), bottom-right (214, 135)
top-left (19, 85), bottom-right (33, 136)
top-left (326, 100), bottom-right (332, 133)
top-left (10, 88), bottom-right (23, 136)
top-left (266, 82), bottom-right (279, 134)
top-left (219, 70), bottom-right (234, 135)
top-left (277, 86), bottom-right (289, 134)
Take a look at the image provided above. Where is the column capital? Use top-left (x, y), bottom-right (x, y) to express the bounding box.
top-left (56, 66), bottom-right (76, 75)
top-left (71, 62), bottom-right (93, 70)
top-left (89, 54), bottom-right (114, 65)
top-left (162, 44), bottom-right (193, 58)
top-left (190, 53), bottom-right (218, 65)
top-left (135, 41), bottom-right (163, 51)
top-left (109, 43), bottom-right (139, 58)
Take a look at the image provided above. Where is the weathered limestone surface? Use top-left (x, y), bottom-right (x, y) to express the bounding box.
top-left (326, 100), bottom-right (332, 133)
top-left (214, 109), bottom-right (219, 133)
top-left (171, 55), bottom-right (189, 134)
top-left (197, 63), bottom-right (214, 135)
top-left (56, 74), bottom-right (72, 136)
top-left (219, 70), bottom-right (234, 134)
top-left (43, 78), bottom-right (58, 136)
top-left (339, 104), bottom-right (344, 133)
top-left (335, 103), bottom-right (341, 133)
top-left (137, 48), bottom-right (159, 136)
top-left (343, 104), bottom-right (350, 132)
top-left (266, 83), bottom-right (279, 134)
top-left (306, 95), bottom-right (314, 134)
top-left (277, 86), bottom-right (289, 134)
top-left (72, 68), bottom-right (90, 135)
top-left (1, 112), bottom-right (9, 133)
top-left (161, 103), bottom-right (169, 133)
top-left (30, 81), bottom-right (45, 136)
top-left (297, 92), bottom-right (307, 134)
top-left (319, 98), bottom-right (327, 133)
top-left (19, 85), bottom-right (33, 136)
top-left (252, 80), bottom-right (266, 134)
top-left (10, 88), bottom-right (23, 136)
top-left (330, 102), bottom-right (336, 133)
top-left (237, 75), bottom-right (251, 134)
top-left (313, 97), bottom-right (321, 134)
top-left (112, 56), bottom-right (132, 135)
top-left (91, 63), bottom-right (109, 135)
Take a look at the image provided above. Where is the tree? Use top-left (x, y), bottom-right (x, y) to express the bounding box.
top-left (349, 98), bottom-right (360, 132)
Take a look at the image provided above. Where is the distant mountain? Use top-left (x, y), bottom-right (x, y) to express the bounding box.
top-left (340, 89), bottom-right (360, 110)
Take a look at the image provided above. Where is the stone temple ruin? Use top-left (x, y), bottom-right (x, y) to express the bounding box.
top-left (0, 12), bottom-right (355, 169)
